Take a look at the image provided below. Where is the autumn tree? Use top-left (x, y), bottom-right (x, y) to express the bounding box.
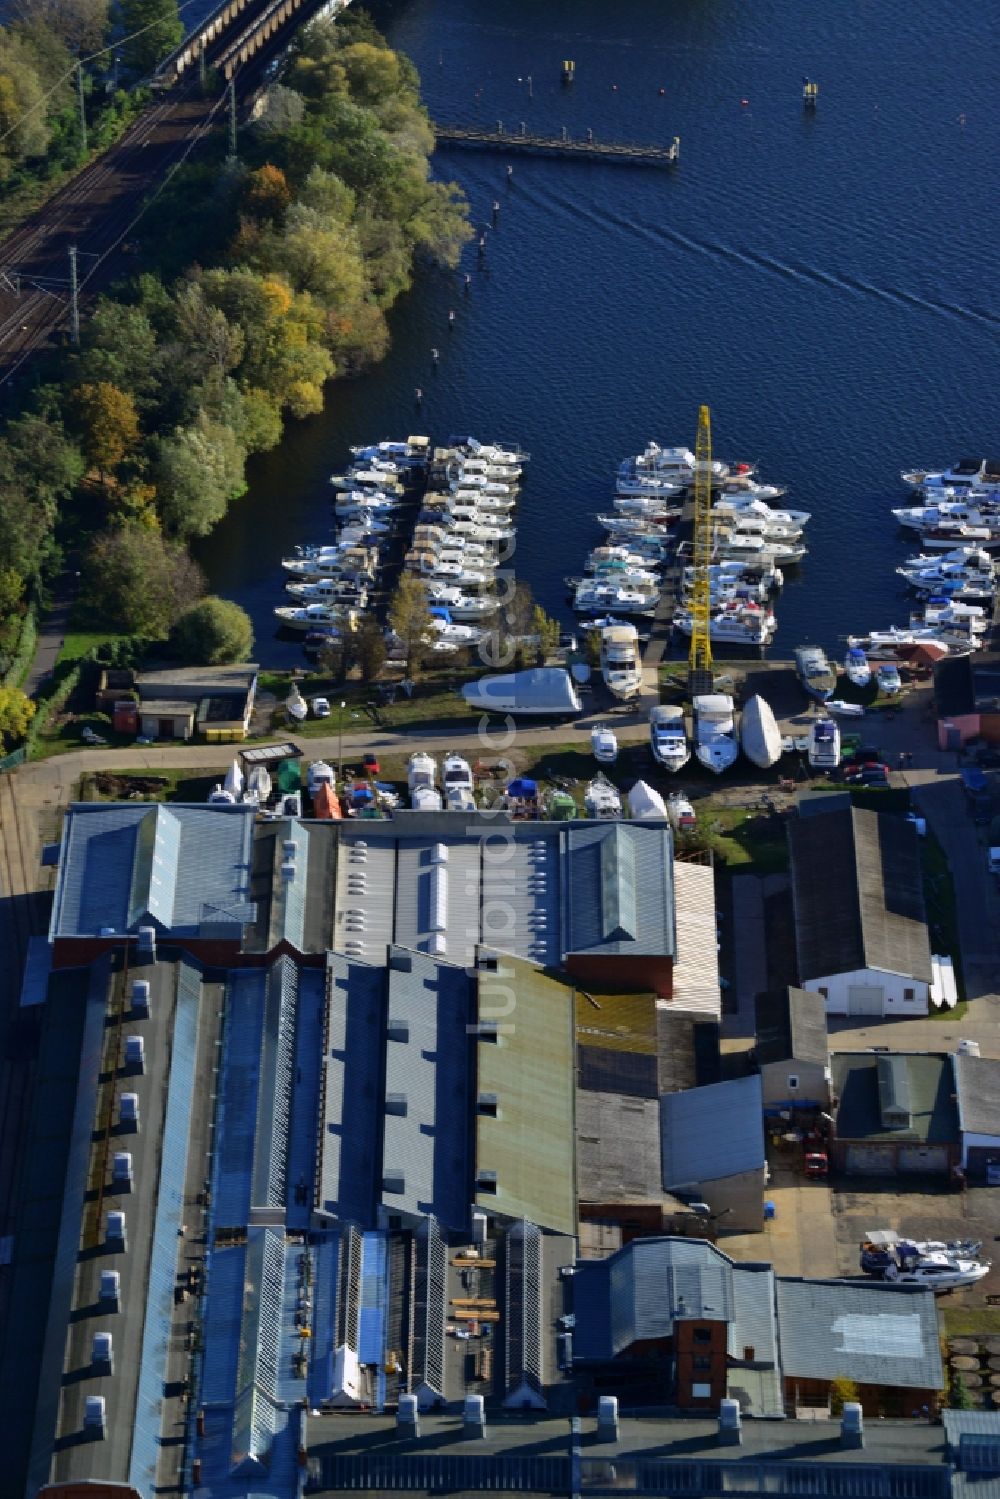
top-left (171, 596), bottom-right (253, 664)
top-left (0, 32), bottom-right (51, 178)
top-left (242, 163), bottom-right (292, 225)
top-left (72, 381), bottom-right (140, 482)
top-left (9, 0), bottom-right (108, 54)
top-left (81, 524), bottom-right (204, 636)
top-left (388, 573), bottom-right (434, 678)
top-left (0, 685), bottom-right (35, 746)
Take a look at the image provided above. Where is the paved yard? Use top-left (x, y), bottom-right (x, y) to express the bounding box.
top-left (722, 1162), bottom-right (840, 1278)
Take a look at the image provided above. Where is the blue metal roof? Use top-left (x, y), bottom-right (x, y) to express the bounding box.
top-left (213, 970), bottom-right (266, 1228)
top-left (319, 954), bottom-right (385, 1223)
top-left (565, 823), bottom-right (675, 957)
top-left (660, 1075), bottom-right (765, 1188)
top-left (50, 802), bottom-right (257, 939)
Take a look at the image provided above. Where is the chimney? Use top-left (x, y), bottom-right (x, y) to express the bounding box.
top-left (596, 1396), bottom-right (619, 1442)
top-left (463, 1394), bottom-right (486, 1439)
top-left (841, 1402), bottom-right (864, 1450)
top-left (397, 1393), bottom-right (419, 1439)
top-left (718, 1398), bottom-right (742, 1446)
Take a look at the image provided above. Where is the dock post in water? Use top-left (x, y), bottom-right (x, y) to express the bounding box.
top-left (803, 78), bottom-right (819, 107)
top-left (562, 59), bottom-right (575, 85)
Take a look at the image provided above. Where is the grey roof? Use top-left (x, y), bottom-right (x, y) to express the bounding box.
top-left (381, 949), bottom-right (471, 1228)
top-left (564, 822), bottom-right (675, 957)
top-left (318, 954), bottom-right (385, 1224)
top-left (50, 803), bottom-right (257, 939)
top-left (136, 663), bottom-right (258, 701)
top-left (576, 1092), bottom-right (663, 1204)
top-left (776, 1277), bottom-right (944, 1390)
top-left (659, 1075), bottom-right (765, 1188)
top-left (832, 1051), bottom-right (959, 1144)
top-left (138, 698), bottom-right (197, 717)
top-left (954, 1054), bottom-right (1000, 1137)
top-left (789, 806), bottom-right (932, 984)
top-left (573, 1237), bottom-right (737, 1360)
top-left (728, 1262), bottom-right (784, 1418)
top-left (754, 986), bottom-right (828, 1067)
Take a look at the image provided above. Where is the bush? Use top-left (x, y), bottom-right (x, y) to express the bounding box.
top-left (2, 605), bottom-right (36, 688)
top-left (170, 596), bottom-right (254, 665)
top-left (829, 1376), bottom-right (860, 1416)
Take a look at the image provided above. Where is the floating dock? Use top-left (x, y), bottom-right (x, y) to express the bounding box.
top-left (433, 125), bottom-right (680, 167)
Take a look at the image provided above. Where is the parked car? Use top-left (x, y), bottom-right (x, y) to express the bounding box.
top-left (859, 765), bottom-right (891, 787)
top-left (363, 752), bottom-right (380, 777)
top-left (804, 1150), bottom-right (828, 1179)
top-left (311, 697), bottom-right (331, 719)
top-left (876, 663), bottom-right (902, 696)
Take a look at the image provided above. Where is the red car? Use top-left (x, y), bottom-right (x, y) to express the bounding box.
top-left (804, 1151), bottom-right (829, 1179)
top-left (363, 752), bottom-right (380, 778)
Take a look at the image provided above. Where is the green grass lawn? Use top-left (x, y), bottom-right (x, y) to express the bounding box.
top-left (55, 632), bottom-right (128, 668)
top-left (79, 768), bottom-right (222, 803)
top-left (686, 803), bottom-right (790, 874)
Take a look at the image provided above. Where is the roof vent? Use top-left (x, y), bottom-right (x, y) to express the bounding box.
top-left (385, 1093), bottom-right (408, 1116)
top-left (131, 979), bottom-right (150, 1013)
top-left (877, 1054), bottom-right (912, 1130)
top-left (387, 1017), bottom-right (409, 1043)
top-left (383, 1169), bottom-right (405, 1194)
top-left (281, 859), bottom-right (296, 881)
top-left (388, 949), bottom-right (413, 972)
top-left (137, 925), bottom-right (156, 955)
top-left (476, 1170), bottom-right (498, 1194)
top-left (430, 842), bottom-right (449, 865)
top-left (282, 840), bottom-right (297, 859)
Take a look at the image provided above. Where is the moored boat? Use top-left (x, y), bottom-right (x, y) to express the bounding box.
top-left (794, 644), bottom-right (837, 702)
top-left (649, 704), bottom-right (690, 772)
top-left (693, 694), bottom-right (739, 774)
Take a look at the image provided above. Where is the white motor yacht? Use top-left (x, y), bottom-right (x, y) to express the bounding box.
top-left (673, 602), bottom-right (776, 646)
top-left (422, 586), bottom-right (497, 621)
top-left (740, 695), bottom-right (783, 768)
top-left (442, 753), bottom-right (476, 811)
top-left (901, 458), bottom-right (986, 490)
top-left (693, 694), bottom-right (740, 774)
top-left (286, 578), bottom-right (370, 606)
top-left (713, 535), bottom-right (807, 566)
top-left (666, 791), bottom-right (697, 832)
top-left (417, 559), bottom-right (491, 588)
top-left (713, 496), bottom-right (810, 529)
top-left (574, 580), bottom-right (659, 615)
top-left (584, 772), bottom-right (622, 820)
top-left (883, 1253), bottom-right (991, 1291)
top-left (591, 725), bottom-right (619, 764)
top-left (649, 704), bottom-right (690, 772)
top-left (407, 752), bottom-right (441, 806)
top-left (919, 598), bottom-right (987, 633)
top-left (807, 717), bottom-right (841, 771)
top-left (276, 602), bottom-right (358, 632)
top-left (600, 623), bottom-right (643, 699)
top-left (844, 645), bottom-right (872, 687)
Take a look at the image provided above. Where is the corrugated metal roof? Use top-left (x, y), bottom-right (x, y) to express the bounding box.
top-left (728, 1264), bottom-right (783, 1417)
top-left (602, 1238), bottom-right (735, 1355)
top-left (565, 824), bottom-right (675, 957)
top-left (670, 862), bottom-right (722, 1019)
top-left (318, 955), bottom-right (384, 1223)
top-left (954, 1053), bottom-right (1000, 1136)
top-left (50, 802), bottom-right (256, 939)
top-left (754, 986), bottom-right (828, 1067)
top-left (776, 1277), bottom-right (944, 1391)
top-left (576, 1092), bottom-right (663, 1204)
top-left (481, 834), bottom-right (560, 965)
top-left (200, 1242), bottom-right (247, 1406)
top-left (475, 957), bottom-right (576, 1236)
top-left (332, 833), bottom-right (396, 963)
top-left (381, 950), bottom-right (471, 1228)
top-left (214, 969), bottom-right (266, 1227)
top-left (660, 1075), bottom-right (765, 1187)
top-left (789, 806), bottom-right (932, 984)
top-left (394, 837), bottom-right (482, 966)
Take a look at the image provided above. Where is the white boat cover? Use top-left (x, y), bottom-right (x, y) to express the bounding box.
top-left (740, 695), bottom-right (783, 768)
top-left (628, 780), bottom-right (668, 820)
top-left (461, 667), bottom-right (582, 715)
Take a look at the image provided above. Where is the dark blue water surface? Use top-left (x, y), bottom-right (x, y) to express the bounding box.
top-left (196, 0), bottom-right (1000, 665)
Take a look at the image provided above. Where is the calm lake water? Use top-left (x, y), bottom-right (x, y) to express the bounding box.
top-left (197, 0), bottom-right (1000, 666)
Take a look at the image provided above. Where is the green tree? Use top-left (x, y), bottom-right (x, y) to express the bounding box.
top-left (72, 381), bottom-right (141, 482)
top-left (0, 411), bottom-right (83, 582)
top-left (81, 524), bottom-right (204, 636)
top-left (948, 1372), bottom-right (974, 1411)
top-left (0, 685), bottom-right (35, 745)
top-left (78, 300), bottom-right (161, 406)
top-left (0, 32), bottom-right (51, 177)
top-left (9, 0), bottom-right (108, 55)
top-left (356, 613), bottom-right (387, 683)
top-left (171, 596), bottom-right (254, 664)
top-left (829, 1377), bottom-right (860, 1417)
top-left (531, 603), bottom-right (560, 664)
top-left (153, 416), bottom-right (246, 537)
top-left (388, 573), bottom-right (434, 678)
top-left (0, 566), bottom-right (24, 617)
top-left (119, 0), bottom-right (182, 74)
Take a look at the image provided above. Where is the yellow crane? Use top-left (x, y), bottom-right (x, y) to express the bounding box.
top-left (687, 403), bottom-right (714, 693)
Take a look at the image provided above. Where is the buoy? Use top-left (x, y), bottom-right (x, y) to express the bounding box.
top-left (741, 98), bottom-right (749, 107)
top-left (658, 87), bottom-right (665, 96)
top-left (415, 387), bottom-right (423, 403)
top-left (612, 84), bottom-right (618, 92)
top-left (431, 347), bottom-right (439, 363)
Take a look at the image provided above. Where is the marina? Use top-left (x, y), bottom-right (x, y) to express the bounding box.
top-left (432, 124), bottom-right (681, 166)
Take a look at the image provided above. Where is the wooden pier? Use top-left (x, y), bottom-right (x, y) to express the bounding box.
top-left (433, 124), bottom-right (680, 167)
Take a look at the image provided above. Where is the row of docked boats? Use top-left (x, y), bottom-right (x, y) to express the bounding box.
top-left (868, 456), bottom-right (1000, 659)
top-left (277, 436), bottom-right (431, 635)
top-left (568, 439), bottom-right (804, 648)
